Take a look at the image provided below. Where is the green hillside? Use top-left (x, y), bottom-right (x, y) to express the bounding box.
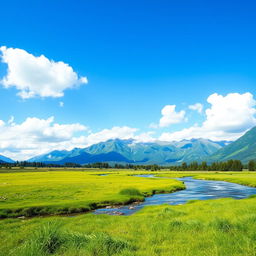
top-left (209, 126), bottom-right (256, 163)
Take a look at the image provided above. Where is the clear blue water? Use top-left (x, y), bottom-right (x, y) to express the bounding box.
top-left (94, 175), bottom-right (256, 215)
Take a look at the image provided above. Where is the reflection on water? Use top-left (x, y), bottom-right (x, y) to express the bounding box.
top-left (94, 176), bottom-right (256, 216)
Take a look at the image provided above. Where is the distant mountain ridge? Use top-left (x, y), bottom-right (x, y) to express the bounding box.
top-left (5, 126), bottom-right (256, 165)
top-left (29, 138), bottom-right (226, 165)
top-left (0, 155), bottom-right (15, 163)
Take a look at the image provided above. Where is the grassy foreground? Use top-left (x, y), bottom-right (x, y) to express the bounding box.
top-left (1, 196), bottom-right (256, 256)
top-left (2, 169), bottom-right (256, 255)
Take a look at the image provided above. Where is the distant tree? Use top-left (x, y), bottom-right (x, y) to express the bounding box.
top-left (151, 164), bottom-right (160, 171)
top-left (210, 162), bottom-right (218, 171)
top-left (220, 162), bottom-right (229, 171)
top-left (248, 160), bottom-right (256, 171)
top-left (181, 162), bottom-right (187, 170)
top-left (189, 161), bottom-right (198, 171)
top-left (200, 161), bottom-right (207, 170)
top-left (231, 160), bottom-right (243, 172)
top-left (227, 160), bottom-right (234, 170)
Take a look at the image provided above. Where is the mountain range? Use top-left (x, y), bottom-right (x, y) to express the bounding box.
top-left (0, 155), bottom-right (15, 164)
top-left (28, 138), bottom-right (227, 165)
top-left (1, 126), bottom-right (256, 165)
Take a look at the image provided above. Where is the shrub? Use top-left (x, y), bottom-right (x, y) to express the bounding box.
top-left (169, 220), bottom-right (183, 229)
top-left (186, 199), bottom-right (199, 204)
top-left (119, 188), bottom-right (143, 196)
top-left (211, 218), bottom-right (234, 232)
top-left (86, 232), bottom-right (131, 256)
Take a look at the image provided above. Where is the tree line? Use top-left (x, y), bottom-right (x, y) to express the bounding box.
top-left (1, 159), bottom-right (256, 172)
top-left (169, 160), bottom-right (243, 172)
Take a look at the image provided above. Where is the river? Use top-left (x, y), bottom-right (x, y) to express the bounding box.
top-left (94, 175), bottom-right (256, 215)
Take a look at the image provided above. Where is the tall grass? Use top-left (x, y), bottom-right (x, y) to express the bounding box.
top-left (3, 196), bottom-right (256, 256)
top-left (14, 221), bottom-right (132, 256)
top-left (16, 221), bottom-right (64, 256)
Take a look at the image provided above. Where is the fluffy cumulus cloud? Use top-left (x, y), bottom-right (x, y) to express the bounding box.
top-left (188, 103), bottom-right (203, 113)
top-left (85, 126), bottom-right (138, 145)
top-left (0, 116), bottom-right (87, 160)
top-left (0, 46), bottom-right (87, 98)
top-left (158, 105), bottom-right (186, 127)
top-left (1, 92), bottom-right (255, 160)
top-left (203, 93), bottom-right (256, 133)
top-left (133, 131), bottom-right (156, 143)
top-left (160, 92), bottom-right (256, 141)
top-left (0, 117), bottom-right (155, 160)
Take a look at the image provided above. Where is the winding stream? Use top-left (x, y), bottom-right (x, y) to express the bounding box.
top-left (94, 175), bottom-right (256, 215)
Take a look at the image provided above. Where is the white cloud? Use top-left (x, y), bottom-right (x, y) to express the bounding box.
top-left (0, 117), bottom-right (155, 160)
top-left (0, 116), bottom-right (87, 160)
top-left (68, 128), bottom-right (156, 149)
top-left (188, 103), bottom-right (203, 114)
top-left (159, 125), bottom-right (241, 142)
top-left (0, 46), bottom-right (87, 99)
top-left (204, 93), bottom-right (256, 133)
top-left (159, 105), bottom-right (186, 127)
top-left (159, 92), bottom-right (256, 141)
top-left (85, 126), bottom-right (138, 145)
top-left (134, 131), bottom-right (156, 143)
top-left (1, 92), bottom-right (255, 160)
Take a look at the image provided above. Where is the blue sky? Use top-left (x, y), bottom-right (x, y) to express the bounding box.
top-left (0, 0), bottom-right (256, 159)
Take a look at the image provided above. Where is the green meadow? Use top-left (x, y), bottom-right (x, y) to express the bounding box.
top-left (0, 169), bottom-right (184, 218)
top-left (1, 169), bottom-right (256, 255)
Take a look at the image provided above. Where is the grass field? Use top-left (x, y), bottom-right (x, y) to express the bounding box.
top-left (0, 169), bottom-right (184, 218)
top-left (156, 171), bottom-right (256, 187)
top-left (1, 169), bottom-right (256, 256)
